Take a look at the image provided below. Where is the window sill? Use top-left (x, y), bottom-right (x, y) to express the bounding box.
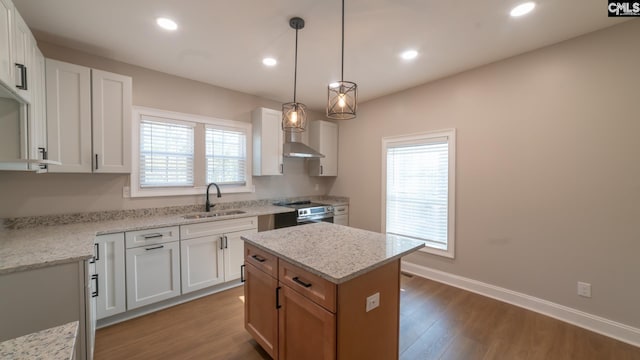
top-left (130, 184), bottom-right (255, 198)
top-left (418, 245), bottom-right (455, 259)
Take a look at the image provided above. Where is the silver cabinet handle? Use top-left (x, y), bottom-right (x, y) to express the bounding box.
top-left (145, 245), bottom-right (164, 251)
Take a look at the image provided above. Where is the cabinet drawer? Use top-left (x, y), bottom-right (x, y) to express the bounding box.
top-left (279, 259), bottom-right (336, 313)
top-left (181, 217), bottom-right (257, 240)
top-left (245, 244), bottom-right (277, 278)
top-left (333, 205), bottom-right (348, 215)
top-left (125, 226), bottom-right (179, 249)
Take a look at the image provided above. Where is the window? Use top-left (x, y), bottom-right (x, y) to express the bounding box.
top-left (205, 126), bottom-right (247, 185)
top-left (140, 117), bottom-right (194, 187)
top-left (382, 129), bottom-right (456, 258)
top-left (131, 107), bottom-right (253, 197)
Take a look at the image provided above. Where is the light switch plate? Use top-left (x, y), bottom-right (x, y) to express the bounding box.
top-left (577, 282), bottom-right (591, 298)
top-left (366, 292), bottom-right (380, 312)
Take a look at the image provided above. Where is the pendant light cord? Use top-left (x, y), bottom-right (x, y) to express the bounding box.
top-left (293, 26), bottom-right (299, 103)
top-left (341, 0), bottom-right (345, 82)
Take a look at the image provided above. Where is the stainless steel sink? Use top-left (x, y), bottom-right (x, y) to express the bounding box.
top-left (183, 210), bottom-right (246, 219)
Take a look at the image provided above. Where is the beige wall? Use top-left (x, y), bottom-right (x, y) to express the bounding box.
top-left (0, 41), bottom-right (333, 217)
top-left (330, 20), bottom-right (640, 328)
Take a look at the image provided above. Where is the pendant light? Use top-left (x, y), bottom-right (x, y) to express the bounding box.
top-left (282, 17), bottom-right (307, 132)
top-left (327, 0), bottom-right (357, 120)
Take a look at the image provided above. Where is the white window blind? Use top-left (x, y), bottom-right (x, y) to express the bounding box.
top-left (206, 126), bottom-right (247, 185)
top-left (139, 117), bottom-right (194, 187)
top-left (386, 137), bottom-right (450, 250)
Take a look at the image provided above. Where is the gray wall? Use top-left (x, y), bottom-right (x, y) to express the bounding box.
top-left (0, 41), bottom-right (333, 217)
top-left (329, 20), bottom-right (640, 328)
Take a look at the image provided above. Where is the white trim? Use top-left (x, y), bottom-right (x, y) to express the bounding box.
top-left (401, 261), bottom-right (640, 348)
top-left (130, 106), bottom-right (254, 198)
top-left (381, 128), bottom-right (456, 259)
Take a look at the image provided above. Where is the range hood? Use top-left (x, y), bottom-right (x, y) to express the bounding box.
top-left (283, 130), bottom-right (324, 158)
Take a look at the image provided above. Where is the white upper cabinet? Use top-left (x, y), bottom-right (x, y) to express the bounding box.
top-left (91, 69), bottom-right (132, 173)
top-left (252, 107), bottom-right (283, 176)
top-left (308, 120), bottom-right (338, 177)
top-left (46, 59), bottom-right (92, 172)
top-left (46, 59), bottom-right (132, 173)
top-left (11, 9), bottom-right (30, 102)
top-left (0, 0), bottom-right (13, 87)
top-left (0, 1), bottom-right (48, 171)
top-left (28, 47), bottom-right (47, 170)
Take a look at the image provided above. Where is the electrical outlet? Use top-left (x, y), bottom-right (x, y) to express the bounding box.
top-left (577, 282), bottom-right (592, 298)
top-left (366, 292), bottom-right (380, 312)
top-left (314, 183), bottom-right (319, 191)
top-left (122, 186), bottom-right (131, 198)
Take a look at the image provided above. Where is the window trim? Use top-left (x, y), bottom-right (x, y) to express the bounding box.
top-left (381, 129), bottom-right (456, 258)
top-left (131, 106), bottom-right (254, 198)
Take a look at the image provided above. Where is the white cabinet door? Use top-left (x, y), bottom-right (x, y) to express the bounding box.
top-left (11, 9), bottom-right (30, 102)
top-left (28, 46), bottom-right (47, 170)
top-left (252, 107), bottom-right (283, 176)
top-left (126, 241), bottom-right (180, 310)
top-left (180, 235), bottom-right (225, 294)
top-left (308, 120), bottom-right (338, 176)
top-left (334, 215), bottom-right (348, 226)
top-left (91, 69), bottom-right (132, 173)
top-left (224, 229), bottom-right (256, 282)
top-left (94, 233), bottom-right (126, 320)
top-left (0, 0), bottom-right (13, 87)
top-left (46, 59), bottom-right (92, 173)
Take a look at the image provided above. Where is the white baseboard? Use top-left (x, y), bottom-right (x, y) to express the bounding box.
top-left (401, 261), bottom-right (640, 348)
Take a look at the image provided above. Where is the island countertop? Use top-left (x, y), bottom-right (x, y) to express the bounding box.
top-left (241, 222), bottom-right (425, 284)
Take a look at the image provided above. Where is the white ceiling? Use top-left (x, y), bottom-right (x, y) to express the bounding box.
top-left (13, 0), bottom-right (625, 111)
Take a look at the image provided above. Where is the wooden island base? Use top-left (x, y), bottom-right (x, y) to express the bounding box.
top-left (244, 243), bottom-right (401, 360)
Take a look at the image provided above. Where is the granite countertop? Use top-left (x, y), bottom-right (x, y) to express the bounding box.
top-left (0, 321), bottom-right (78, 360)
top-left (241, 222), bottom-right (424, 284)
top-left (315, 198), bottom-right (349, 206)
top-left (0, 205), bottom-right (293, 275)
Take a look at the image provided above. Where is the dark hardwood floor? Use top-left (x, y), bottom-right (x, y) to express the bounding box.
top-left (94, 274), bottom-right (640, 359)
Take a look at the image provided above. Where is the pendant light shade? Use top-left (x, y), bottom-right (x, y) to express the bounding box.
top-left (282, 17), bottom-right (307, 132)
top-left (282, 102), bottom-right (307, 131)
top-left (327, 0), bottom-right (357, 120)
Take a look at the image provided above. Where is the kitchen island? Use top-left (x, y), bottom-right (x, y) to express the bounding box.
top-left (241, 222), bottom-right (424, 360)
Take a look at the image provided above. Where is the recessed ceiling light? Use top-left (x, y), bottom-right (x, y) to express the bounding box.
top-left (329, 82), bottom-right (340, 89)
top-left (400, 50), bottom-right (418, 60)
top-left (262, 58), bottom-right (277, 66)
top-left (510, 2), bottom-right (536, 17)
top-left (156, 17), bottom-right (178, 31)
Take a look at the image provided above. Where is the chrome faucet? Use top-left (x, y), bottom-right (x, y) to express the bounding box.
top-left (205, 183), bottom-right (221, 212)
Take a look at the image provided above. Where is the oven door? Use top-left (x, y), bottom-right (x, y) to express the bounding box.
top-left (297, 214), bottom-right (334, 225)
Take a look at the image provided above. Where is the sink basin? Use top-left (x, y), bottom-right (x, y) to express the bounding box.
top-left (183, 210), bottom-right (246, 219)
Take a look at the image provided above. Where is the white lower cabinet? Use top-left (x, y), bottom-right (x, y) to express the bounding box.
top-left (94, 233), bottom-right (126, 320)
top-left (224, 229), bottom-right (251, 281)
top-left (106, 217), bottom-right (258, 315)
top-left (180, 235), bottom-right (225, 293)
top-left (333, 205), bottom-right (349, 226)
top-left (180, 217), bottom-right (257, 294)
top-left (126, 238), bottom-right (180, 310)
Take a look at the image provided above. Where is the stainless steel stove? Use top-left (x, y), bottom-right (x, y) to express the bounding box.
top-left (274, 200), bottom-right (334, 228)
